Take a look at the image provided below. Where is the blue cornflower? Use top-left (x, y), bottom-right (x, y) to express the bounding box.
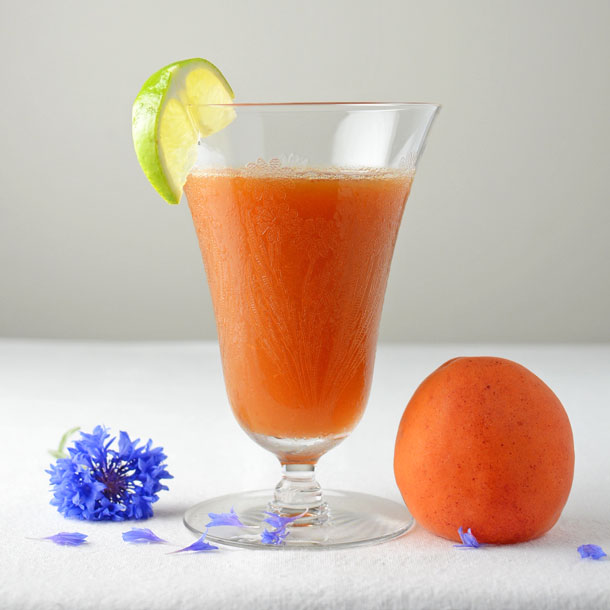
top-left (454, 527), bottom-right (482, 549)
top-left (206, 507), bottom-right (244, 528)
top-left (47, 425), bottom-right (172, 521)
top-left (578, 544), bottom-right (607, 560)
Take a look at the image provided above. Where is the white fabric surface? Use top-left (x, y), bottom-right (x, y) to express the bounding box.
top-left (0, 340), bottom-right (609, 610)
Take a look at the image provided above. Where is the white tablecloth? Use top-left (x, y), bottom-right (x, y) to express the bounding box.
top-left (1, 341), bottom-right (609, 609)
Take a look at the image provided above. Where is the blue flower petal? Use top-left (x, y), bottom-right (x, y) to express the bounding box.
top-left (42, 532), bottom-right (88, 546)
top-left (206, 507), bottom-right (244, 528)
top-left (122, 528), bottom-right (166, 544)
top-left (454, 527), bottom-right (481, 549)
top-left (260, 510), bottom-right (305, 545)
top-left (578, 544), bottom-right (607, 560)
top-left (172, 533), bottom-right (219, 553)
top-left (263, 511), bottom-right (304, 530)
top-left (261, 528), bottom-right (289, 545)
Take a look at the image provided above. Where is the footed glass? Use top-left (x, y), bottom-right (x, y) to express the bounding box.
top-left (182, 103), bottom-right (439, 548)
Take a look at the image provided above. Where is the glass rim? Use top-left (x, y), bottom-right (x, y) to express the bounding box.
top-left (187, 101), bottom-right (441, 110)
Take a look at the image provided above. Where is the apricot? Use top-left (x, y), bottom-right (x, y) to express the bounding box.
top-left (394, 357), bottom-right (574, 544)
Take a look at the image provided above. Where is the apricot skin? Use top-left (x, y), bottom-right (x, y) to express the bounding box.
top-left (394, 357), bottom-right (574, 544)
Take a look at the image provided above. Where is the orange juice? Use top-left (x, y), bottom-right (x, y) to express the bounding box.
top-left (185, 167), bottom-right (412, 444)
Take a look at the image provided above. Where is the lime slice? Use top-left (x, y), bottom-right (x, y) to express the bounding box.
top-left (132, 58), bottom-right (234, 204)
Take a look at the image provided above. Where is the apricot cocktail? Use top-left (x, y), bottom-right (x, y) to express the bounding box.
top-left (185, 167), bottom-right (412, 458)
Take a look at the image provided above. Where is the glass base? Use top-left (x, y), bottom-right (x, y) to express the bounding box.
top-left (183, 489), bottom-right (413, 549)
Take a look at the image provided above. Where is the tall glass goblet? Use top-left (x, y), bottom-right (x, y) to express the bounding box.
top-left (183, 103), bottom-right (439, 548)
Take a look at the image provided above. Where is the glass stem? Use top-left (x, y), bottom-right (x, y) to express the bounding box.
top-left (269, 463), bottom-right (329, 523)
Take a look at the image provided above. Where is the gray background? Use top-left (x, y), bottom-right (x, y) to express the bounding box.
top-left (1, 0), bottom-right (608, 342)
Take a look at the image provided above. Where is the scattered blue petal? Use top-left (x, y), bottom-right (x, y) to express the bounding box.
top-left (578, 544), bottom-right (607, 560)
top-left (206, 507), bottom-right (244, 528)
top-left (263, 511), bottom-right (303, 530)
top-left (122, 527), bottom-right (166, 544)
top-left (172, 532), bottom-right (218, 554)
top-left (42, 532), bottom-right (88, 546)
top-left (47, 425), bottom-right (172, 521)
top-left (260, 511), bottom-right (305, 545)
top-left (454, 527), bottom-right (481, 549)
top-left (261, 528), bottom-right (290, 545)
